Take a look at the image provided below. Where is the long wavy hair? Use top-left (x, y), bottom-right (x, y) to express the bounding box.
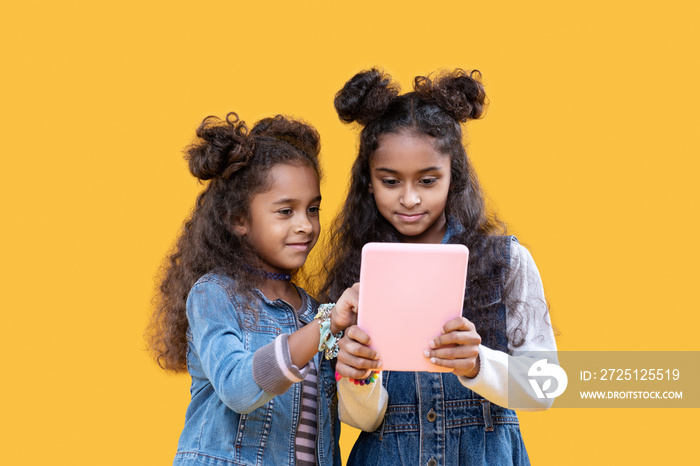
top-left (148, 112), bottom-right (322, 371)
top-left (320, 68), bottom-right (528, 347)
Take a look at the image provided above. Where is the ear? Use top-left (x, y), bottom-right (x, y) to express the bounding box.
top-left (232, 217), bottom-right (249, 236)
top-left (368, 182), bottom-right (374, 194)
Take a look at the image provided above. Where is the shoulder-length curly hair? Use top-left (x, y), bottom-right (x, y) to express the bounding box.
top-left (320, 68), bottom-right (527, 347)
top-left (147, 112), bottom-right (322, 371)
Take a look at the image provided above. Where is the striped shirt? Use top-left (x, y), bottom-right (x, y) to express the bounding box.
top-left (251, 294), bottom-right (319, 464)
top-left (295, 360), bottom-right (318, 465)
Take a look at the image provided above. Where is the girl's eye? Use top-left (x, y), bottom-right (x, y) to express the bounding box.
top-left (278, 208), bottom-right (293, 215)
top-left (420, 178), bottom-right (438, 186)
top-left (381, 179), bottom-right (400, 187)
top-left (308, 206), bottom-right (320, 215)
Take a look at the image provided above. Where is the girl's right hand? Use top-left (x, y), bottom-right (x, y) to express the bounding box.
top-left (336, 325), bottom-right (382, 379)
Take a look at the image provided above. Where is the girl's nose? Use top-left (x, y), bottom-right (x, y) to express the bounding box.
top-left (400, 186), bottom-right (421, 208)
top-left (294, 213), bottom-right (313, 234)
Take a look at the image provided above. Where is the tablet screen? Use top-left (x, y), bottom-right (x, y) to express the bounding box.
top-left (357, 242), bottom-right (469, 372)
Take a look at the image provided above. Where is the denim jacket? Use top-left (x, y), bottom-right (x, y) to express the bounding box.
top-left (173, 273), bottom-right (341, 466)
top-left (347, 223), bottom-right (530, 466)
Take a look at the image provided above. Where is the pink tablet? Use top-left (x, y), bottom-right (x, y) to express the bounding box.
top-left (357, 242), bottom-right (469, 372)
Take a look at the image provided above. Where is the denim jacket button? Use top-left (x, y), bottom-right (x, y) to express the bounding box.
top-left (427, 459), bottom-right (437, 466)
top-left (427, 409), bottom-right (437, 422)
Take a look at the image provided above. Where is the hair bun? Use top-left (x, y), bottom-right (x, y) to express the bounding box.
top-left (334, 68), bottom-right (400, 125)
top-left (250, 115), bottom-right (320, 159)
top-left (414, 69), bottom-right (487, 122)
top-left (186, 112), bottom-right (250, 180)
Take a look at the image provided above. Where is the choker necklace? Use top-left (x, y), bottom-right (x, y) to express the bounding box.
top-left (244, 265), bottom-right (291, 281)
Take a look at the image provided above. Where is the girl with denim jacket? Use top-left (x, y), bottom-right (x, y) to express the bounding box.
top-left (320, 69), bottom-right (558, 465)
top-left (148, 112), bottom-right (358, 466)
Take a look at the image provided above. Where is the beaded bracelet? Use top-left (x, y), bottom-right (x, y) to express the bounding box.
top-left (315, 303), bottom-right (343, 360)
top-left (336, 371), bottom-right (380, 386)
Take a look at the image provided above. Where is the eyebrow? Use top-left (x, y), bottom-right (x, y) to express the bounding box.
top-left (374, 166), bottom-right (443, 174)
top-left (272, 195), bottom-right (322, 205)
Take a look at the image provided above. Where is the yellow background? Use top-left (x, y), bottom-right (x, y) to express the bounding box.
top-left (2, 1), bottom-right (698, 464)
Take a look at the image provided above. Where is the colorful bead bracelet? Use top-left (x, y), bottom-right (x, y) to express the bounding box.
top-left (335, 371), bottom-right (380, 386)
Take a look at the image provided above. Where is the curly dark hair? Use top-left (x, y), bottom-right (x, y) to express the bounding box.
top-left (148, 112), bottom-right (322, 371)
top-left (320, 68), bottom-right (527, 347)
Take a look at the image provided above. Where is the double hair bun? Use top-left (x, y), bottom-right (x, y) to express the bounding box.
top-left (334, 67), bottom-right (487, 125)
top-left (186, 113), bottom-right (320, 181)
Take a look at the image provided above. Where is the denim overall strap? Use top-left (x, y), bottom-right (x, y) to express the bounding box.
top-left (475, 235), bottom-right (513, 353)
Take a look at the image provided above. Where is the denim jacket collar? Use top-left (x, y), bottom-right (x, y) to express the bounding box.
top-left (252, 285), bottom-right (317, 324)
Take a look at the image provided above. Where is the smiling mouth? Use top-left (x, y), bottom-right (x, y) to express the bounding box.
top-left (396, 213), bottom-right (425, 223)
top-left (287, 241), bottom-right (312, 251)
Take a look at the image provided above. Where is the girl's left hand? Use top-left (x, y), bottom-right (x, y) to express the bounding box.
top-left (424, 316), bottom-right (481, 378)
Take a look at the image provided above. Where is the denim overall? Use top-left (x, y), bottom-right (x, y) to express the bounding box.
top-left (348, 234), bottom-right (530, 466)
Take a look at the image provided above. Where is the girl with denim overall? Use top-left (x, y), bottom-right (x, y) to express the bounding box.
top-left (148, 113), bottom-right (359, 466)
top-left (320, 69), bottom-right (558, 465)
